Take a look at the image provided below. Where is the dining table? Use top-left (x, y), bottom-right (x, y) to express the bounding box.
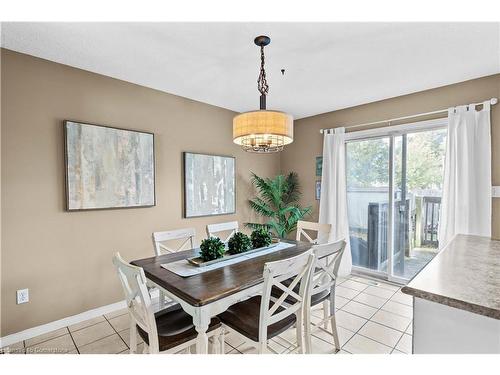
top-left (131, 239), bottom-right (312, 354)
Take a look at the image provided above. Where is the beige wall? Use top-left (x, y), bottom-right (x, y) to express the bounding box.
top-left (281, 74), bottom-right (500, 239)
top-left (2, 47), bottom-right (500, 337)
top-left (0, 49), bottom-right (280, 336)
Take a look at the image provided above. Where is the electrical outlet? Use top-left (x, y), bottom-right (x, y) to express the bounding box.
top-left (493, 186), bottom-right (500, 198)
top-left (16, 288), bottom-right (29, 304)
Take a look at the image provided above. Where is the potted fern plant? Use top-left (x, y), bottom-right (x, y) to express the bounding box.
top-left (245, 172), bottom-right (312, 239)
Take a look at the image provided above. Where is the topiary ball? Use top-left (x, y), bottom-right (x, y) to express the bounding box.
top-left (227, 232), bottom-right (252, 255)
top-left (199, 237), bottom-right (225, 262)
top-left (251, 228), bottom-right (272, 249)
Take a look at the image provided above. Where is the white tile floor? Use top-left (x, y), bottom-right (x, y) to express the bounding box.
top-left (0, 274), bottom-right (412, 354)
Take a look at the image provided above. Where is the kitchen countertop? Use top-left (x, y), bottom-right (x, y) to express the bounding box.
top-left (401, 234), bottom-right (500, 320)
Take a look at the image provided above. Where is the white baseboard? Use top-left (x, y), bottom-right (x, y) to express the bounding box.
top-left (0, 289), bottom-right (161, 348)
top-left (0, 300), bottom-right (127, 348)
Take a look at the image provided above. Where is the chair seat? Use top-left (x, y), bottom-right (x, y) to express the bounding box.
top-left (218, 296), bottom-right (297, 342)
top-left (271, 275), bottom-right (331, 307)
top-left (137, 304), bottom-right (221, 352)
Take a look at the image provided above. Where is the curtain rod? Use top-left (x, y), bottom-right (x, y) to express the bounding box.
top-left (319, 97), bottom-right (498, 134)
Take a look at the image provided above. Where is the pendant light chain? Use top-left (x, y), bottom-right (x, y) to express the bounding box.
top-left (257, 46), bottom-right (269, 96)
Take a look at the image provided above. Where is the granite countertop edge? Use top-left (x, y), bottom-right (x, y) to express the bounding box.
top-left (400, 234), bottom-right (500, 321)
top-left (401, 285), bottom-right (500, 320)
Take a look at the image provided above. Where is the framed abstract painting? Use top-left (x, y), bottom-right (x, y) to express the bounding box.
top-left (64, 120), bottom-right (155, 211)
top-left (183, 152), bottom-right (236, 218)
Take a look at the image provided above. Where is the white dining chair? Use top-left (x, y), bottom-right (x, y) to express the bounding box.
top-left (295, 220), bottom-right (333, 329)
top-left (112, 252), bottom-right (223, 354)
top-left (206, 221), bottom-right (239, 242)
top-left (218, 250), bottom-right (316, 354)
top-left (151, 228), bottom-right (197, 308)
top-left (296, 220), bottom-right (332, 245)
top-left (152, 228), bottom-right (197, 256)
top-left (304, 240), bottom-right (346, 353)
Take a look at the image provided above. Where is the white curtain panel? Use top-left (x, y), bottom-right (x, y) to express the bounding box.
top-left (438, 101), bottom-right (492, 249)
top-left (319, 127), bottom-right (352, 276)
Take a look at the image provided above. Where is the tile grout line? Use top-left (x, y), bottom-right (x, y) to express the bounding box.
top-left (232, 334), bottom-right (292, 354)
top-left (341, 285), bottom-right (410, 321)
top-left (280, 275), bottom-right (397, 354)
top-left (343, 277), bottom-right (401, 291)
top-left (68, 318), bottom-right (107, 334)
top-left (224, 342), bottom-right (237, 353)
top-left (343, 309), bottom-right (409, 352)
top-left (337, 277), bottom-right (408, 352)
top-left (74, 331), bottom-right (118, 353)
top-left (67, 328), bottom-right (81, 354)
top-left (326, 294), bottom-right (369, 350)
top-left (392, 325), bottom-right (412, 354)
top-left (73, 316), bottom-right (125, 353)
top-left (25, 315), bottom-right (122, 353)
top-left (377, 294), bottom-right (413, 319)
top-left (103, 314), bottom-right (130, 353)
top-left (269, 338), bottom-right (291, 353)
top-left (309, 275), bottom-right (368, 352)
top-left (310, 275), bottom-right (371, 353)
top-left (404, 319), bottom-right (412, 333)
top-left (23, 327), bottom-right (70, 350)
top-left (392, 333), bottom-right (405, 353)
top-left (343, 283), bottom-right (399, 300)
top-left (353, 275), bottom-right (403, 292)
top-left (338, 299), bottom-right (412, 334)
top-left (352, 329), bottom-right (402, 350)
top-left (22, 327), bottom-right (69, 349)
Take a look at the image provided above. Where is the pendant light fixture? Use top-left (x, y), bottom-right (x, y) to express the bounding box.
top-left (233, 35), bottom-right (293, 153)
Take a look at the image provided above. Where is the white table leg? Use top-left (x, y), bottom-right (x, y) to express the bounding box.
top-left (195, 324), bottom-right (209, 354)
top-left (194, 309), bottom-right (210, 354)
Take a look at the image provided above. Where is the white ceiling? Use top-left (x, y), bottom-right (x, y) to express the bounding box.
top-left (2, 22), bottom-right (499, 119)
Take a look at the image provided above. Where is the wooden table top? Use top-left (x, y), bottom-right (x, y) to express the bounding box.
top-left (131, 240), bottom-right (312, 307)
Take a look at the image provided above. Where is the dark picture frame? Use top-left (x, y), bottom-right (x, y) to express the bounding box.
top-left (64, 120), bottom-right (156, 211)
top-left (316, 180), bottom-right (321, 200)
top-left (183, 152), bottom-right (236, 218)
top-left (316, 156), bottom-right (323, 177)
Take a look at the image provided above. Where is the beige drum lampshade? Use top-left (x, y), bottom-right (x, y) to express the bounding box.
top-left (233, 110), bottom-right (294, 153)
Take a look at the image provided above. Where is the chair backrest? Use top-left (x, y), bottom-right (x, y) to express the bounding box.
top-left (112, 253), bottom-right (159, 352)
top-left (259, 250), bottom-right (316, 343)
top-left (152, 228), bottom-right (196, 256)
top-left (309, 240), bottom-right (346, 298)
top-left (296, 220), bottom-right (332, 244)
top-left (206, 221), bottom-right (239, 242)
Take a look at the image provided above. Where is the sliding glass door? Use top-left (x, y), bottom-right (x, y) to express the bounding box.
top-left (391, 128), bottom-right (447, 280)
top-left (346, 123), bottom-right (447, 283)
top-left (346, 137), bottom-right (390, 274)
